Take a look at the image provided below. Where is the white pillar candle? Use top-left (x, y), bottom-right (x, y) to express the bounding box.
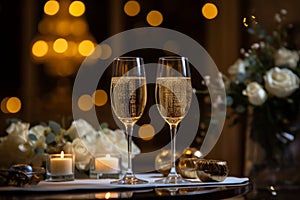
top-left (95, 154), bottom-right (119, 172)
top-left (50, 151), bottom-right (73, 175)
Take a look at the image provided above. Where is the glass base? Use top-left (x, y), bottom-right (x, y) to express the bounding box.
top-left (155, 173), bottom-right (190, 184)
top-left (46, 174), bottom-right (74, 182)
top-left (90, 171), bottom-right (122, 179)
top-left (110, 174), bottom-right (148, 185)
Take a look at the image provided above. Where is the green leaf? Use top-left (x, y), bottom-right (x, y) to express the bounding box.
top-left (40, 121), bottom-right (47, 127)
top-left (49, 120), bottom-right (61, 134)
top-left (256, 24), bottom-right (266, 38)
top-left (29, 133), bottom-right (38, 141)
top-left (247, 28), bottom-right (255, 35)
top-left (100, 122), bottom-right (109, 129)
top-left (46, 133), bottom-right (56, 144)
top-left (35, 148), bottom-right (44, 155)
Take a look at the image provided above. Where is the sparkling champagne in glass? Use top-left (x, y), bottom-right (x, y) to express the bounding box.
top-left (110, 57), bottom-right (148, 184)
top-left (155, 56), bottom-right (193, 184)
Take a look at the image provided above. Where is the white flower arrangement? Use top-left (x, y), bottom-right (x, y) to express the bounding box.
top-left (225, 9), bottom-right (300, 163)
top-left (0, 119), bottom-right (140, 171)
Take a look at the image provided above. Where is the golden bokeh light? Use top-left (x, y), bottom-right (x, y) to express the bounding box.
top-left (32, 40), bottom-right (49, 57)
top-left (88, 45), bottom-right (102, 60)
top-left (45, 61), bottom-right (76, 77)
top-left (56, 20), bottom-right (70, 36)
top-left (1, 97), bottom-right (9, 113)
top-left (92, 89), bottom-right (108, 106)
top-left (202, 3), bottom-right (218, 20)
top-left (99, 44), bottom-right (112, 60)
top-left (71, 19), bottom-right (87, 36)
top-left (78, 94), bottom-right (93, 111)
top-left (44, 0), bottom-right (60, 16)
top-left (6, 97), bottom-right (22, 113)
top-left (53, 38), bottom-right (68, 53)
top-left (78, 40), bottom-right (95, 56)
top-left (138, 124), bottom-right (155, 141)
top-left (124, 0), bottom-right (141, 17)
top-left (64, 41), bottom-right (77, 57)
top-left (38, 18), bottom-right (55, 34)
top-left (146, 10), bottom-right (163, 26)
top-left (69, 1), bottom-right (85, 17)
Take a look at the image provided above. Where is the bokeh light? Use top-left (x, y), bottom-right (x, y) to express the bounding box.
top-left (138, 124), bottom-right (155, 141)
top-left (78, 40), bottom-right (95, 56)
top-left (99, 44), bottom-right (112, 60)
top-left (202, 3), bottom-right (218, 20)
top-left (77, 94), bottom-right (93, 111)
top-left (53, 38), bottom-right (68, 53)
top-left (44, 0), bottom-right (59, 16)
top-left (92, 89), bottom-right (108, 107)
top-left (56, 20), bottom-right (70, 36)
top-left (69, 1), bottom-right (85, 17)
top-left (32, 40), bottom-right (49, 57)
top-left (1, 97), bottom-right (9, 113)
top-left (146, 10), bottom-right (163, 26)
top-left (6, 97), bottom-right (22, 113)
top-left (71, 19), bottom-right (87, 36)
top-left (124, 0), bottom-right (141, 17)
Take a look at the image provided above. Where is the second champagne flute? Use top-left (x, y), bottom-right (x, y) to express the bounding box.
top-left (155, 56), bottom-right (193, 184)
top-left (110, 57), bottom-right (148, 184)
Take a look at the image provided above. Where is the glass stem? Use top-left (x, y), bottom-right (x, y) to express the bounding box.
top-left (125, 123), bottom-right (134, 175)
top-left (169, 124), bottom-right (178, 175)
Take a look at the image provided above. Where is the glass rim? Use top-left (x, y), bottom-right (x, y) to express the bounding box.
top-left (113, 56), bottom-right (144, 61)
top-left (158, 56), bottom-right (188, 60)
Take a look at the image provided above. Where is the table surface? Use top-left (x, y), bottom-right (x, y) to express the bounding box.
top-left (0, 174), bottom-right (253, 200)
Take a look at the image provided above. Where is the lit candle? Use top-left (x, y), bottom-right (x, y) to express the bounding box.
top-left (50, 151), bottom-right (73, 175)
top-left (95, 154), bottom-right (119, 172)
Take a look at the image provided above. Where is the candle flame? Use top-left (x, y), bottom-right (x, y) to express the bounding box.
top-left (60, 151), bottom-right (64, 158)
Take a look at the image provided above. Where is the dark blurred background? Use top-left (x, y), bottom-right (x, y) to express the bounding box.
top-left (0, 0), bottom-right (300, 177)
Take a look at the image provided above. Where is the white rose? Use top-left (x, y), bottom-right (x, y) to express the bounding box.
top-left (29, 125), bottom-right (47, 138)
top-left (0, 122), bottom-right (36, 168)
top-left (72, 138), bottom-right (92, 170)
top-left (5, 122), bottom-right (31, 152)
top-left (6, 121), bottom-right (29, 137)
top-left (65, 119), bottom-right (98, 140)
top-left (228, 59), bottom-right (246, 80)
top-left (264, 67), bottom-right (299, 98)
top-left (98, 129), bottom-right (141, 169)
top-left (275, 47), bottom-right (299, 69)
top-left (243, 82), bottom-right (267, 106)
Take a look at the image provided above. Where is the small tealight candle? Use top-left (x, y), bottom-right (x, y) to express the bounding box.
top-left (50, 151), bottom-right (73, 175)
top-left (95, 154), bottom-right (119, 172)
top-left (46, 151), bottom-right (75, 181)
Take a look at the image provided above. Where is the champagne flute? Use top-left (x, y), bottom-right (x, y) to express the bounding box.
top-left (110, 57), bottom-right (148, 184)
top-left (155, 56), bottom-right (193, 184)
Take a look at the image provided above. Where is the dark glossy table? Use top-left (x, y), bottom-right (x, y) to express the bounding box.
top-left (0, 178), bottom-right (253, 200)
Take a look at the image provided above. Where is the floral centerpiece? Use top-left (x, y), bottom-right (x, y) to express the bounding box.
top-left (225, 9), bottom-right (300, 188)
top-left (0, 118), bottom-right (140, 172)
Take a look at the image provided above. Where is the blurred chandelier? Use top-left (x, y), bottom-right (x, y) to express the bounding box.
top-left (31, 0), bottom-right (96, 77)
